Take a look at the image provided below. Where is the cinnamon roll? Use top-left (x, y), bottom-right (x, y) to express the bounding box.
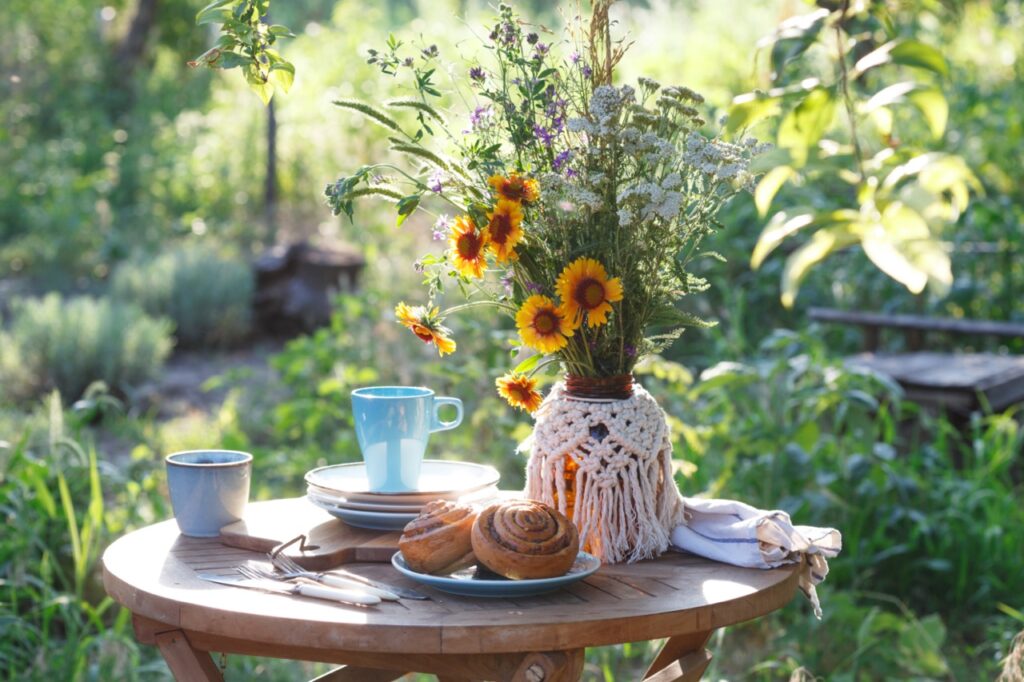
top-left (471, 499), bottom-right (580, 579)
top-left (398, 500), bottom-right (477, 574)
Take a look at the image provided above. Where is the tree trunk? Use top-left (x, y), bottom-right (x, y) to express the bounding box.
top-left (115, 0), bottom-right (160, 77)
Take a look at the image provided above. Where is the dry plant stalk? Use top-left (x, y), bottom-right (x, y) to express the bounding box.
top-left (998, 629), bottom-right (1024, 682)
top-left (586, 0), bottom-right (631, 87)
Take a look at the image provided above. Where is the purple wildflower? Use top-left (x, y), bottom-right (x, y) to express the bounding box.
top-left (566, 168), bottom-right (579, 179)
top-left (624, 344), bottom-right (637, 358)
top-left (427, 170), bottom-right (444, 194)
top-left (432, 214), bottom-right (451, 241)
top-left (526, 32), bottom-right (539, 45)
top-left (468, 105), bottom-right (493, 132)
top-left (581, 64), bottom-right (593, 78)
top-left (570, 51), bottom-right (580, 64)
top-left (402, 57), bottom-right (414, 68)
top-left (552, 149), bottom-right (572, 172)
top-left (500, 272), bottom-right (514, 296)
top-left (469, 66), bottom-right (485, 83)
top-left (533, 124), bottom-right (556, 147)
top-left (532, 43), bottom-right (549, 61)
top-left (525, 281), bottom-right (544, 294)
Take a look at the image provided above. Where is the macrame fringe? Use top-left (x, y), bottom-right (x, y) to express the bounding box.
top-left (523, 381), bottom-right (685, 564)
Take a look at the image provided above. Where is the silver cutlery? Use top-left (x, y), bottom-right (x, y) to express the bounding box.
top-left (198, 572), bottom-right (379, 606)
top-left (268, 553), bottom-right (429, 601)
top-left (196, 568), bottom-right (380, 606)
top-left (243, 562), bottom-right (399, 602)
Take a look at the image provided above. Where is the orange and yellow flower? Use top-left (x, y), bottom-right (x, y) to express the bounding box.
top-left (488, 173), bottom-right (540, 204)
top-left (447, 215), bottom-right (490, 279)
top-left (515, 295), bottom-right (574, 353)
top-left (395, 302), bottom-right (456, 356)
top-left (496, 372), bottom-right (543, 413)
top-left (486, 199), bottom-right (524, 263)
top-left (555, 257), bottom-right (624, 328)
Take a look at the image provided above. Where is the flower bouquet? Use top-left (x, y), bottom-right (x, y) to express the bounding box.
top-left (324, 2), bottom-right (766, 562)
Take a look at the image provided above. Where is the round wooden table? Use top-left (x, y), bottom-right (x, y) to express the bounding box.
top-left (103, 499), bottom-right (799, 682)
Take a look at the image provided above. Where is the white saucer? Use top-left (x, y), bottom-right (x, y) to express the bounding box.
top-left (306, 488), bottom-right (424, 513)
top-left (307, 495), bottom-right (419, 530)
top-left (305, 460), bottom-right (500, 505)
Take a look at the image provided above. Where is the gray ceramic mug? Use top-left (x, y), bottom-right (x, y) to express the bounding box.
top-left (165, 450), bottom-right (252, 537)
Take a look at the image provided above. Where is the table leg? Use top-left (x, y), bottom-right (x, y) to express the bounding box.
top-left (132, 615), bottom-right (223, 681)
top-left (153, 629), bottom-right (225, 681)
top-left (642, 630), bottom-right (713, 682)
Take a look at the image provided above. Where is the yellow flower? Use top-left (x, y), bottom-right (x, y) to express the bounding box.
top-left (486, 199), bottom-right (524, 263)
top-left (515, 295), bottom-right (573, 353)
top-left (488, 173), bottom-right (540, 204)
top-left (447, 215), bottom-right (490, 279)
top-left (496, 372), bottom-right (543, 413)
top-left (395, 302), bottom-right (456, 356)
top-left (555, 257), bottom-right (624, 328)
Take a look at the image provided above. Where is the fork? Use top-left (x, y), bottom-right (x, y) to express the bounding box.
top-left (249, 558), bottom-right (400, 601)
top-left (235, 565), bottom-right (381, 605)
top-left (269, 554), bottom-right (425, 600)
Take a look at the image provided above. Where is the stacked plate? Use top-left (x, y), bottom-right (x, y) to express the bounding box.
top-left (305, 459), bottom-right (501, 530)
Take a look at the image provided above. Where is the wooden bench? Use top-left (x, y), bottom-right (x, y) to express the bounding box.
top-left (809, 308), bottom-right (1024, 415)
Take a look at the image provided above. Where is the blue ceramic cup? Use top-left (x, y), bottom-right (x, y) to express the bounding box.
top-left (165, 450), bottom-right (252, 537)
top-left (351, 386), bottom-right (463, 492)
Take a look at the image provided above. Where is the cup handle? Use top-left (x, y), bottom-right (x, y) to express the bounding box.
top-left (431, 397), bottom-right (463, 432)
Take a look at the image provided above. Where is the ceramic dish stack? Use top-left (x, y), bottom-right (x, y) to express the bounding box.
top-left (304, 460), bottom-right (501, 530)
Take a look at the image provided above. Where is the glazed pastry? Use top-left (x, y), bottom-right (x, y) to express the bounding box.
top-left (471, 499), bottom-right (580, 580)
top-left (398, 500), bottom-right (477, 574)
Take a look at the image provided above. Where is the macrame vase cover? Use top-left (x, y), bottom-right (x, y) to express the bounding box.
top-left (524, 379), bottom-right (685, 564)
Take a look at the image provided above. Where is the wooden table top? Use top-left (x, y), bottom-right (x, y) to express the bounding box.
top-left (103, 499), bottom-right (799, 657)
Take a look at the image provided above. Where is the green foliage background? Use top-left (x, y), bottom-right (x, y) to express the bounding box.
top-left (1, 0), bottom-right (1022, 680)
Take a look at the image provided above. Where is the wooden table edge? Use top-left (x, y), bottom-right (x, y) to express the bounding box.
top-left (102, 543), bottom-right (801, 656)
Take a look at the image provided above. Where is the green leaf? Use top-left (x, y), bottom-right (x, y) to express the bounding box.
top-left (862, 202), bottom-right (950, 295)
top-left (726, 94), bottom-right (781, 133)
top-left (269, 61), bottom-right (295, 94)
top-left (768, 8), bottom-right (830, 82)
top-left (216, 51), bottom-right (249, 69)
top-left (513, 353), bottom-right (541, 375)
top-left (395, 194), bottom-right (421, 226)
top-left (196, 0), bottom-right (234, 26)
top-left (781, 224), bottom-right (859, 307)
top-left (754, 166), bottom-right (795, 217)
top-left (269, 24), bottom-right (295, 38)
top-left (890, 40), bottom-right (948, 77)
top-left (752, 208), bottom-right (858, 270)
top-left (907, 87), bottom-right (947, 139)
top-left (776, 87), bottom-right (836, 167)
top-left (244, 64), bottom-right (272, 104)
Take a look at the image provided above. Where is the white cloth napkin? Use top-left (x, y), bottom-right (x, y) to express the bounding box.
top-left (670, 497), bottom-right (842, 618)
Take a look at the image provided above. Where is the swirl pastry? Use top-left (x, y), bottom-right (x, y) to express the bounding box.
top-left (398, 500), bottom-right (477, 574)
top-left (471, 500), bottom-right (580, 580)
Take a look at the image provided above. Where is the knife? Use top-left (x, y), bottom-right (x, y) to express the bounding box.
top-left (198, 573), bottom-right (381, 606)
top-left (322, 567), bottom-right (430, 601)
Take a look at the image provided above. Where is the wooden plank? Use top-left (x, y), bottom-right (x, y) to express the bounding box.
top-left (643, 648), bottom-right (712, 682)
top-left (218, 497), bottom-right (400, 570)
top-left (154, 629), bottom-right (223, 681)
top-left (311, 666), bottom-right (406, 682)
top-left (644, 631), bottom-right (712, 678)
top-left (809, 308), bottom-right (1024, 337)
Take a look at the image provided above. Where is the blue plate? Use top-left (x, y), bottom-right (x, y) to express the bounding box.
top-left (391, 551), bottom-right (600, 598)
top-left (308, 496), bottom-right (419, 530)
